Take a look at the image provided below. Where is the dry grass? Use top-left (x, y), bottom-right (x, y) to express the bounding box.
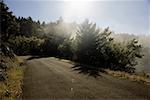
top-left (0, 56), bottom-right (24, 100)
top-left (105, 69), bottom-right (150, 85)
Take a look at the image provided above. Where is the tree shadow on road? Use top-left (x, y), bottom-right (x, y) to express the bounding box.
top-left (72, 63), bottom-right (105, 78)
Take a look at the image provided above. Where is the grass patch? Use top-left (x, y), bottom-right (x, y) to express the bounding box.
top-left (105, 69), bottom-right (150, 85)
top-left (0, 56), bottom-right (24, 99)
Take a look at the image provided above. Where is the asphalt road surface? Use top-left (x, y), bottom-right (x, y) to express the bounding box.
top-left (22, 57), bottom-right (150, 100)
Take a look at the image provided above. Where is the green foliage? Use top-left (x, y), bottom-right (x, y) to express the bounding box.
top-left (75, 19), bottom-right (142, 72)
top-left (8, 36), bottom-right (44, 55)
top-left (58, 39), bottom-right (73, 59)
top-left (17, 17), bottom-right (44, 37)
top-left (76, 19), bottom-right (99, 65)
top-left (41, 37), bottom-right (58, 56)
top-left (103, 39), bottom-right (142, 72)
top-left (0, 1), bottom-right (19, 43)
top-left (40, 17), bottom-right (75, 57)
top-left (0, 1), bottom-right (17, 58)
top-left (96, 27), bottom-right (114, 66)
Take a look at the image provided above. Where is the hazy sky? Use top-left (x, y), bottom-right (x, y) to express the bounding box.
top-left (5, 0), bottom-right (149, 35)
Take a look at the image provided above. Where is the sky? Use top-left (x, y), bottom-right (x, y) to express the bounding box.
top-left (5, 0), bottom-right (150, 35)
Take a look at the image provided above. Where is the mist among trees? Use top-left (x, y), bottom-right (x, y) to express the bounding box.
top-left (1, 1), bottom-right (149, 74)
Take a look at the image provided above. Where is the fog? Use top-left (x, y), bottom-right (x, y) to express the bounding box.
top-left (111, 33), bottom-right (150, 73)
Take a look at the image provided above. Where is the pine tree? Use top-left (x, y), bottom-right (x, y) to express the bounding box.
top-left (76, 19), bottom-right (99, 65)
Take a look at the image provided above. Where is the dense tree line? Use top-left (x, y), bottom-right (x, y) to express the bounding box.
top-left (75, 20), bottom-right (142, 72)
top-left (0, 1), bottom-right (143, 73)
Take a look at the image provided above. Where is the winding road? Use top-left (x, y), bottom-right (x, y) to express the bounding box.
top-left (22, 57), bottom-right (150, 100)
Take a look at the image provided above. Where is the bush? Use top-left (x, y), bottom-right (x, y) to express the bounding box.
top-left (9, 36), bottom-right (44, 55)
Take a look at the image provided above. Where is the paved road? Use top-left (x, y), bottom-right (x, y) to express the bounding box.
top-left (22, 57), bottom-right (150, 100)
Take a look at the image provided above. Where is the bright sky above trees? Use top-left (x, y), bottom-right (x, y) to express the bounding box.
top-left (5, 0), bottom-right (149, 35)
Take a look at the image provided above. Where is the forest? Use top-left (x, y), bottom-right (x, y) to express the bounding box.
top-left (1, 1), bottom-right (149, 74)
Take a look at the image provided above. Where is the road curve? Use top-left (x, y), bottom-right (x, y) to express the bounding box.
top-left (22, 57), bottom-right (150, 100)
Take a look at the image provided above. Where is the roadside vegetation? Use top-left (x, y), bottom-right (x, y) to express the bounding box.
top-left (0, 0), bottom-right (150, 99)
top-left (0, 1), bottom-right (24, 99)
top-left (0, 53), bottom-right (24, 99)
top-left (105, 69), bottom-right (150, 85)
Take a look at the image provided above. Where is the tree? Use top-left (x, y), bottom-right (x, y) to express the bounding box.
top-left (0, 1), bottom-right (19, 57)
top-left (105, 39), bottom-right (143, 72)
top-left (76, 19), bottom-right (100, 65)
top-left (17, 17), bottom-right (44, 37)
top-left (75, 19), bottom-right (142, 73)
top-left (0, 1), bottom-right (19, 43)
top-left (58, 38), bottom-right (73, 60)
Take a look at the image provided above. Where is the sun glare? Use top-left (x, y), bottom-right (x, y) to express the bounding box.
top-left (63, 1), bottom-right (91, 22)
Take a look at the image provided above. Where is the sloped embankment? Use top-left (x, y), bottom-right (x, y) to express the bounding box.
top-left (0, 55), bottom-right (24, 99)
